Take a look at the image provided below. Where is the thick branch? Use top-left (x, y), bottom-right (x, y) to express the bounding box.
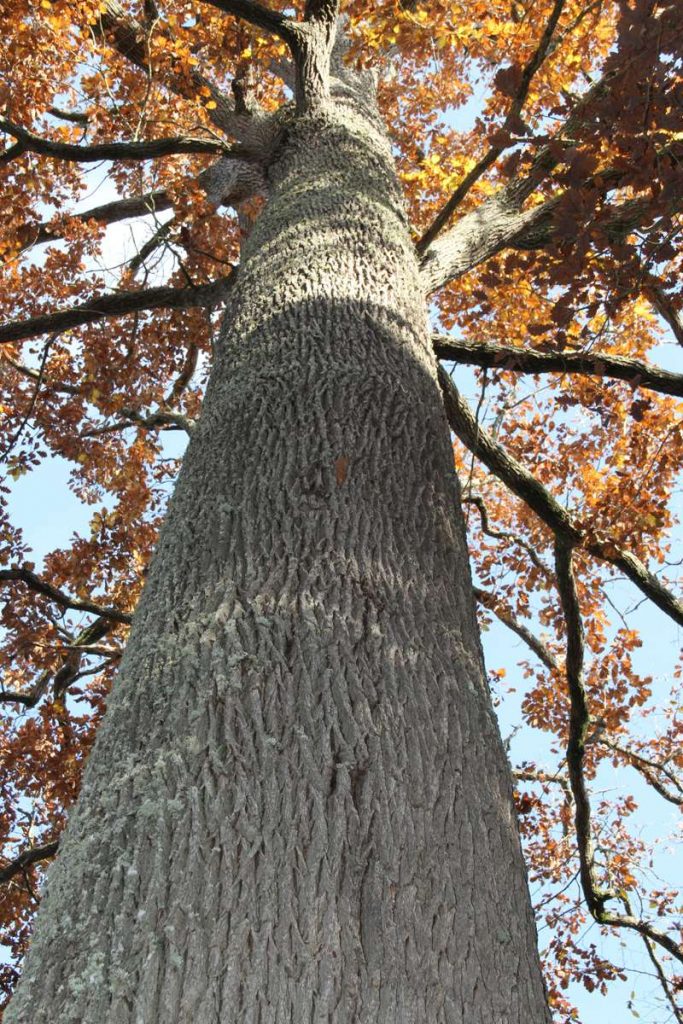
top-left (47, 106), bottom-right (90, 125)
top-left (0, 141), bottom-right (25, 165)
top-left (305, 0), bottom-right (340, 21)
top-left (97, 1), bottom-right (251, 138)
top-left (200, 0), bottom-right (300, 46)
top-left (420, 197), bottom-right (550, 294)
top-left (0, 841), bottom-right (60, 886)
top-left (23, 152), bottom-right (265, 254)
top-left (556, 543), bottom-right (683, 966)
top-left (555, 540), bottom-right (609, 915)
top-left (27, 190), bottom-right (172, 249)
top-left (0, 670), bottom-right (51, 708)
top-left (645, 276), bottom-right (683, 347)
top-left (83, 407), bottom-right (195, 438)
top-left (438, 367), bottom-right (683, 626)
top-left (0, 568), bottom-right (132, 624)
top-left (439, 366), bottom-right (580, 539)
top-left (0, 118), bottom-right (250, 163)
top-left (0, 275), bottom-right (234, 345)
top-left (434, 335), bottom-right (683, 399)
top-left (420, 131), bottom-right (682, 295)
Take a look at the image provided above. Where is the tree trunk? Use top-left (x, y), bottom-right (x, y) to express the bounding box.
top-left (7, 91), bottom-right (551, 1024)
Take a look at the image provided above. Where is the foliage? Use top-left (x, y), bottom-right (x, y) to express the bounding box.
top-left (0, 0), bottom-right (681, 1020)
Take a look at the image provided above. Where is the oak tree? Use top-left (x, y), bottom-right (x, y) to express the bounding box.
top-left (0, 0), bottom-right (681, 1021)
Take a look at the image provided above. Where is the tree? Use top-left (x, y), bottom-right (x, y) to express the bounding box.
top-left (0, 0), bottom-right (681, 1020)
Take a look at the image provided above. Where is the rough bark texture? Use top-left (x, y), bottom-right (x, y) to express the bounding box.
top-left (7, 83), bottom-right (551, 1024)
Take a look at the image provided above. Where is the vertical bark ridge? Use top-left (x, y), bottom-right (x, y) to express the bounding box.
top-left (7, 89), bottom-right (551, 1024)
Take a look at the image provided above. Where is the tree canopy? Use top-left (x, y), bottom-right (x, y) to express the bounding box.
top-left (0, 1), bottom-right (681, 1020)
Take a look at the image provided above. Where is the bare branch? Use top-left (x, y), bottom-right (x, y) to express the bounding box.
top-left (0, 118), bottom-right (252, 163)
top-left (25, 190), bottom-right (172, 250)
top-left (0, 841), bottom-right (60, 886)
top-left (0, 274), bottom-right (235, 345)
top-left (434, 335), bottom-right (683, 399)
top-left (83, 407), bottom-right (195, 438)
top-left (555, 539), bottom-right (610, 915)
top-left (513, 767), bottom-right (573, 807)
top-left (464, 493), bottom-right (553, 576)
top-left (597, 737), bottom-right (683, 806)
top-left (623, 897), bottom-right (683, 1024)
top-left (474, 585), bottom-right (559, 671)
top-left (0, 567), bottom-right (132, 624)
top-left (438, 367), bottom-right (683, 626)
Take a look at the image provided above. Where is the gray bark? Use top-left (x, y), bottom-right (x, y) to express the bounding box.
top-left (6, 79), bottom-right (551, 1024)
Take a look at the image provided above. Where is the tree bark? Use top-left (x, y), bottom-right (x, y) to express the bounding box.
top-left (6, 88), bottom-right (551, 1024)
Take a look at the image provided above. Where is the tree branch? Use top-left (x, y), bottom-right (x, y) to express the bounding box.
top-left (0, 274), bottom-right (234, 345)
top-left (474, 585), bottom-right (559, 671)
top-left (0, 670), bottom-right (52, 708)
top-left (0, 141), bottom-right (25, 165)
top-left (0, 841), bottom-right (60, 886)
top-left (200, 0), bottom-right (300, 47)
top-left (0, 568), bottom-right (132, 624)
top-left (0, 118), bottom-right (252, 163)
top-left (82, 407), bottom-right (195, 438)
top-left (555, 539), bottom-right (610, 916)
top-left (418, 0), bottom-right (567, 251)
top-left (464, 493), bottom-right (553, 576)
top-left (420, 195), bottom-right (551, 294)
top-left (513, 767), bottom-right (573, 807)
top-left (47, 106), bottom-right (90, 125)
top-left (555, 541), bottom-right (683, 966)
top-left (624, 898), bottom-right (683, 1024)
top-left (20, 151), bottom-right (265, 255)
top-left (97, 0), bottom-right (254, 138)
top-left (419, 97), bottom-right (682, 295)
top-left (438, 367), bottom-right (683, 627)
top-left (597, 737), bottom-right (683, 806)
top-left (644, 275), bottom-right (683, 348)
top-left (305, 0), bottom-right (340, 21)
top-left (434, 335), bottom-right (683, 399)
top-left (23, 190), bottom-right (172, 250)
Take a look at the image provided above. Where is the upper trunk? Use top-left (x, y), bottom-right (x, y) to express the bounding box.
top-left (7, 85), bottom-right (551, 1024)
